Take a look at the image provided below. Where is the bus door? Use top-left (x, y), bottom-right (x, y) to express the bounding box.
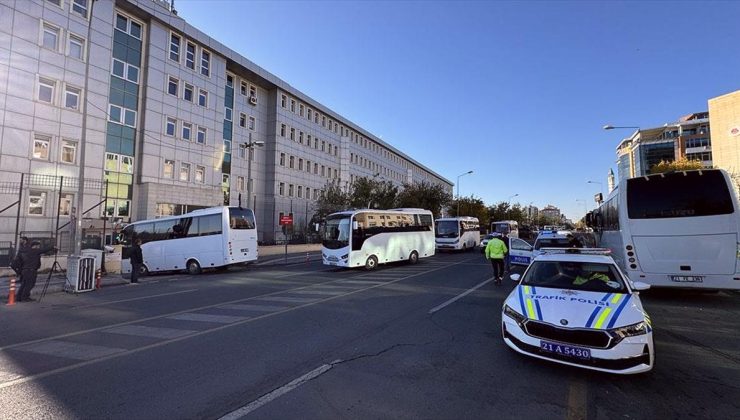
top-left (508, 238), bottom-right (533, 266)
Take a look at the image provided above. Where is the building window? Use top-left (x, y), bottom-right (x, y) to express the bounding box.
top-left (64, 85), bottom-right (81, 110)
top-left (306, 160), bottom-right (311, 173)
top-left (182, 122), bottom-right (192, 141)
top-left (289, 156), bottom-right (295, 169)
top-left (180, 163), bottom-right (191, 182)
top-left (164, 159), bottom-right (174, 178)
top-left (111, 59), bottom-right (139, 83)
top-left (108, 104), bottom-right (136, 127)
top-left (298, 158), bottom-right (303, 171)
top-left (288, 184), bottom-right (294, 197)
top-left (298, 131), bottom-right (303, 144)
top-left (166, 117), bottom-right (177, 136)
top-left (72, 0), bottom-right (89, 18)
top-left (38, 77), bottom-right (55, 103)
top-left (248, 116), bottom-right (255, 130)
top-left (115, 13), bottom-right (142, 39)
top-left (239, 113), bottom-right (246, 128)
top-left (195, 165), bottom-right (205, 183)
top-left (183, 83), bottom-right (194, 102)
top-left (28, 191), bottom-right (47, 216)
top-left (297, 186), bottom-right (303, 199)
top-left (307, 108), bottom-right (312, 120)
top-left (307, 135), bottom-right (312, 148)
top-left (59, 193), bottom-right (74, 216)
top-left (249, 85), bottom-right (257, 98)
top-left (290, 99), bottom-right (296, 113)
top-left (200, 50), bottom-right (210, 76)
top-left (240, 81), bottom-right (247, 96)
top-left (321, 166), bottom-right (325, 177)
top-left (169, 33), bottom-right (181, 62)
top-left (313, 163), bottom-right (318, 174)
top-left (314, 113), bottom-right (319, 124)
top-left (198, 89), bottom-right (208, 107)
top-left (225, 107), bottom-right (232, 121)
top-left (322, 116), bottom-right (326, 127)
top-left (237, 176), bottom-right (245, 191)
top-left (61, 139), bottom-right (77, 164)
top-left (290, 128), bottom-right (295, 141)
top-left (281, 95), bottom-right (286, 108)
top-left (197, 126), bottom-right (206, 144)
top-left (47, 0), bottom-right (62, 7)
top-left (68, 33), bottom-right (85, 60)
top-left (299, 104), bottom-right (304, 117)
top-left (280, 124), bottom-right (286, 137)
top-left (33, 134), bottom-right (51, 160)
top-left (279, 182), bottom-right (285, 196)
top-left (226, 74), bottom-right (234, 88)
top-left (279, 153), bottom-right (285, 166)
top-left (306, 187), bottom-right (311, 200)
top-left (42, 22), bottom-right (60, 51)
top-left (185, 41), bottom-right (196, 70)
top-left (314, 138), bottom-right (318, 149)
top-left (168, 76), bottom-right (179, 96)
top-left (321, 141), bottom-right (325, 152)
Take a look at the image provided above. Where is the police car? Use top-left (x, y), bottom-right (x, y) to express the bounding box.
top-left (501, 248), bottom-right (654, 374)
top-left (532, 230), bottom-right (572, 257)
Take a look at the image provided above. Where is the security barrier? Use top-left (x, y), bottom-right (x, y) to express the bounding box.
top-left (66, 256), bottom-right (96, 293)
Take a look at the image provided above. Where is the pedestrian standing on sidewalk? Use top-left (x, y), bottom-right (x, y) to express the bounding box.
top-left (10, 236), bottom-right (30, 299)
top-left (129, 238), bottom-right (143, 284)
top-left (485, 234), bottom-right (508, 285)
top-left (16, 241), bottom-right (55, 302)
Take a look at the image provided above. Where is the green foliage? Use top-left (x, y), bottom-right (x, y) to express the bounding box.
top-left (314, 180), bottom-right (351, 220)
top-left (487, 201), bottom-right (527, 226)
top-left (649, 158), bottom-right (703, 174)
top-left (448, 195), bottom-right (488, 223)
top-left (395, 181), bottom-right (452, 218)
top-left (349, 177), bottom-right (399, 210)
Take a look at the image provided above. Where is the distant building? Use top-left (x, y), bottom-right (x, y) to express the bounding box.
top-left (525, 205), bottom-right (538, 223)
top-left (540, 205), bottom-right (561, 221)
top-left (708, 90), bottom-right (740, 183)
top-left (614, 112), bottom-right (711, 180)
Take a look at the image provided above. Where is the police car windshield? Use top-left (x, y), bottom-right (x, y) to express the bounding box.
top-left (521, 261), bottom-right (628, 293)
top-left (534, 238), bottom-right (571, 250)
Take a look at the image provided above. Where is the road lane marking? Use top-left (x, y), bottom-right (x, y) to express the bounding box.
top-left (566, 378), bottom-right (587, 420)
top-left (428, 277), bottom-right (495, 314)
top-left (102, 325), bottom-right (197, 339)
top-left (218, 304), bottom-right (290, 312)
top-left (255, 296), bottom-right (321, 303)
top-left (287, 289), bottom-right (347, 296)
top-left (73, 289), bottom-right (199, 309)
top-left (166, 313), bottom-right (248, 324)
top-left (219, 362), bottom-right (334, 420)
top-left (15, 340), bottom-right (126, 361)
top-left (0, 257), bottom-right (475, 389)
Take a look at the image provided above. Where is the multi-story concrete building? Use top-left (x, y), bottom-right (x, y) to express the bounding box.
top-left (708, 90), bottom-right (740, 182)
top-left (0, 0), bottom-right (452, 248)
top-left (540, 205), bottom-right (561, 222)
top-left (614, 112), bottom-right (712, 180)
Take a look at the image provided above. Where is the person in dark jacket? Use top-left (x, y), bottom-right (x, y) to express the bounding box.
top-left (16, 241), bottom-right (55, 302)
top-left (129, 238), bottom-right (143, 284)
top-left (567, 233), bottom-right (584, 248)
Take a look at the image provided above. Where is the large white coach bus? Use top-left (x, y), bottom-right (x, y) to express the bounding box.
top-left (321, 208), bottom-right (435, 269)
top-left (435, 216), bottom-right (480, 251)
top-left (491, 220), bottom-right (519, 238)
top-left (586, 169), bottom-right (740, 290)
top-left (120, 206), bottom-right (258, 275)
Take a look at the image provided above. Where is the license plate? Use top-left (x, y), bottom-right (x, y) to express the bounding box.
top-left (671, 275), bottom-right (703, 283)
top-left (329, 262), bottom-right (337, 266)
top-left (540, 341), bottom-right (591, 359)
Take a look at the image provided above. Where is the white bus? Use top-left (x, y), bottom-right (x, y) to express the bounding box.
top-left (120, 206), bottom-right (258, 276)
top-left (321, 208), bottom-right (435, 269)
top-left (491, 220), bottom-right (519, 238)
top-left (586, 169), bottom-right (740, 290)
top-left (435, 216), bottom-right (480, 251)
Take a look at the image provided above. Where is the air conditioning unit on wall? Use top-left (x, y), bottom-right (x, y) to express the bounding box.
top-left (249, 96), bottom-right (257, 105)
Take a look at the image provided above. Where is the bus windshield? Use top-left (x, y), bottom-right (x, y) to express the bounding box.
top-left (228, 207), bottom-right (256, 229)
top-left (435, 221), bottom-right (459, 238)
top-left (322, 215), bottom-right (351, 250)
top-left (627, 170), bottom-right (734, 219)
top-left (493, 223), bottom-right (511, 234)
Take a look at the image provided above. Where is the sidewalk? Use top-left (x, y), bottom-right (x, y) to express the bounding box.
top-left (0, 243), bottom-right (323, 300)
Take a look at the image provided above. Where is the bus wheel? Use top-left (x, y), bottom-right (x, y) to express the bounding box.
top-left (409, 251), bottom-right (419, 264)
top-left (365, 255), bottom-right (378, 270)
top-left (186, 259), bottom-right (202, 275)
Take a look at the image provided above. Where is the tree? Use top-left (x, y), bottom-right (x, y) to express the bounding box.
top-left (448, 195), bottom-right (488, 223)
top-left (649, 158), bottom-right (703, 174)
top-left (348, 176), bottom-right (398, 210)
top-left (395, 181), bottom-right (452, 218)
top-left (314, 180), bottom-right (350, 220)
top-left (487, 202), bottom-right (528, 226)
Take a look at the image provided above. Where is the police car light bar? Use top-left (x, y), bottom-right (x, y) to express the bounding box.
top-left (539, 247), bottom-right (612, 255)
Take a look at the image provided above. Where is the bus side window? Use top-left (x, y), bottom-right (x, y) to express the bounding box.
top-left (133, 223), bottom-right (155, 244)
top-left (186, 217), bottom-right (200, 238)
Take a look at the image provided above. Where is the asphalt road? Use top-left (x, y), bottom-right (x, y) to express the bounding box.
top-left (0, 251), bottom-right (738, 419)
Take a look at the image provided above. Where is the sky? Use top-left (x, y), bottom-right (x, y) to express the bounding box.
top-left (174, 0), bottom-right (740, 221)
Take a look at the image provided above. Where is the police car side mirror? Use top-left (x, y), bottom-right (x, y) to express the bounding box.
top-left (509, 273), bottom-right (521, 282)
top-left (632, 281), bottom-right (650, 292)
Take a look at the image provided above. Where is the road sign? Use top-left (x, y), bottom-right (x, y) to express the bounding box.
top-left (279, 214), bottom-right (293, 226)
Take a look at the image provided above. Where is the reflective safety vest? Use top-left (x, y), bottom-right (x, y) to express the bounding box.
top-left (573, 272), bottom-right (610, 285)
top-left (485, 238), bottom-right (508, 259)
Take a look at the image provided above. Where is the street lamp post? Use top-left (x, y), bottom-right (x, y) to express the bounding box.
top-left (586, 180), bottom-right (604, 203)
top-left (242, 138), bottom-right (265, 209)
top-left (456, 170), bottom-right (473, 216)
top-left (508, 193), bottom-right (519, 204)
